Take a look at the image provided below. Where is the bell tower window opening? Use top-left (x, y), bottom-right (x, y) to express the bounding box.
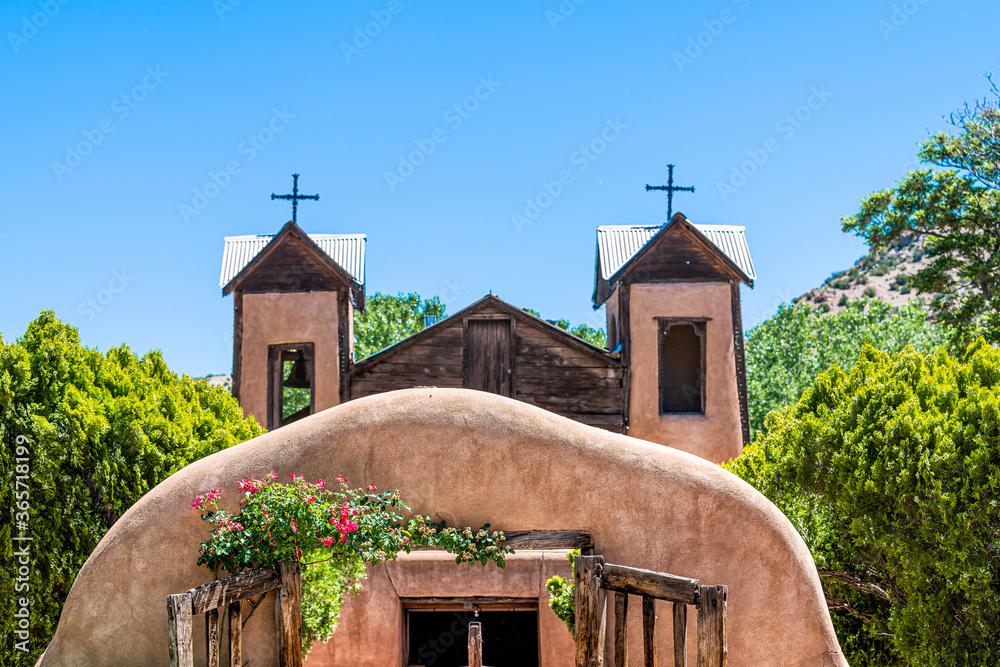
top-left (267, 342), bottom-right (315, 429)
top-left (657, 318), bottom-right (708, 415)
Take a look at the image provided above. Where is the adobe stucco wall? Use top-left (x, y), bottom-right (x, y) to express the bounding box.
top-left (305, 551), bottom-right (575, 666)
top-left (627, 282), bottom-right (744, 463)
top-left (37, 389), bottom-right (845, 667)
top-left (240, 291), bottom-right (341, 424)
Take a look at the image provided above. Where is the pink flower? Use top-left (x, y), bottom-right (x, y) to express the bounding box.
top-left (340, 534), bottom-right (348, 543)
top-left (316, 480), bottom-right (325, 488)
top-left (307, 496), bottom-right (316, 503)
top-left (322, 537), bottom-right (334, 547)
top-left (369, 483), bottom-right (377, 492)
top-left (335, 475), bottom-right (345, 483)
top-left (290, 473), bottom-right (295, 480)
top-left (269, 471), bottom-right (278, 480)
top-left (291, 522), bottom-right (298, 533)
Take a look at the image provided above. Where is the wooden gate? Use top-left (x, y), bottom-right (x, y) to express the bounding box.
top-left (575, 555), bottom-right (727, 667)
top-left (167, 561), bottom-right (303, 667)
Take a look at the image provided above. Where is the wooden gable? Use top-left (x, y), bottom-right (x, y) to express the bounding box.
top-left (348, 295), bottom-right (625, 431)
top-left (222, 221), bottom-right (364, 308)
top-left (594, 213), bottom-right (753, 306)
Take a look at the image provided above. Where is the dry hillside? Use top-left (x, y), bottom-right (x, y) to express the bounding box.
top-left (795, 237), bottom-right (933, 313)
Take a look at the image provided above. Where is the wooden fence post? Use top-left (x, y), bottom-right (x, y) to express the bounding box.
top-left (205, 607), bottom-right (221, 667)
top-left (672, 602), bottom-right (688, 667)
top-left (613, 592), bottom-right (628, 667)
top-left (227, 601), bottom-right (242, 667)
top-left (167, 593), bottom-right (194, 667)
top-left (642, 596), bottom-right (656, 667)
top-left (276, 561), bottom-right (304, 667)
top-left (575, 554), bottom-right (606, 667)
top-left (468, 621), bottom-right (483, 667)
top-left (696, 585), bottom-right (726, 667)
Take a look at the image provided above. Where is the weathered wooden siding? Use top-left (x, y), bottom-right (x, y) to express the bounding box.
top-left (238, 238), bottom-right (347, 293)
top-left (349, 321), bottom-right (465, 399)
top-left (513, 323), bottom-right (624, 432)
top-left (348, 300), bottom-right (624, 432)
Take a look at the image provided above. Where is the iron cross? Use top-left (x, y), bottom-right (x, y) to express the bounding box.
top-left (271, 173), bottom-right (319, 224)
top-left (646, 164), bottom-right (695, 220)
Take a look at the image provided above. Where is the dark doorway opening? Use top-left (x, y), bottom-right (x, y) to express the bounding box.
top-left (266, 342), bottom-right (315, 429)
top-left (405, 609), bottom-right (539, 667)
top-left (658, 319), bottom-right (706, 414)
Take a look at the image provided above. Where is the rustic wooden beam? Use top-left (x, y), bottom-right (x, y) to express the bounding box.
top-left (643, 595), bottom-right (656, 667)
top-left (189, 567), bottom-right (282, 615)
top-left (205, 608), bottom-right (221, 667)
top-left (468, 621), bottom-right (483, 667)
top-left (672, 602), bottom-right (688, 667)
top-left (601, 564), bottom-right (700, 605)
top-left (574, 555), bottom-right (606, 667)
top-left (614, 592), bottom-right (628, 667)
top-left (275, 561), bottom-right (304, 667)
top-left (502, 530), bottom-right (594, 550)
top-left (167, 593), bottom-right (194, 667)
top-left (410, 529), bottom-right (594, 552)
top-left (696, 585), bottom-right (727, 667)
top-left (227, 602), bottom-right (242, 667)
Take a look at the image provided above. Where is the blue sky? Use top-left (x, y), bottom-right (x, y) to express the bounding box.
top-left (2, 0), bottom-right (996, 376)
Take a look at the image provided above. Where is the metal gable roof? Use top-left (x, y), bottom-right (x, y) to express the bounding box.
top-left (596, 223), bottom-right (756, 282)
top-left (219, 233), bottom-right (366, 288)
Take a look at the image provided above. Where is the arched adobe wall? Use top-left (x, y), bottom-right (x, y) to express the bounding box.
top-left (38, 389), bottom-right (846, 667)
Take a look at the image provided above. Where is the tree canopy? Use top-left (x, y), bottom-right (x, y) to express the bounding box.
top-left (0, 312), bottom-right (264, 665)
top-left (353, 292), bottom-right (446, 360)
top-left (843, 83), bottom-right (1000, 348)
top-left (728, 341), bottom-right (1000, 666)
top-left (523, 309), bottom-right (607, 348)
top-left (744, 297), bottom-right (947, 437)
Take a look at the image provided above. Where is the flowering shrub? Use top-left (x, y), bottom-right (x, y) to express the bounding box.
top-left (193, 473), bottom-right (511, 652)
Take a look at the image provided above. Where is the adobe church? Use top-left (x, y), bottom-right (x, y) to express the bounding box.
top-left (39, 191), bottom-right (849, 667)
top-left (219, 207), bottom-right (756, 464)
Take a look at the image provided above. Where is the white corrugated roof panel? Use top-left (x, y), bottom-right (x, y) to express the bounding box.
top-left (596, 223), bottom-right (756, 282)
top-left (219, 233), bottom-right (366, 287)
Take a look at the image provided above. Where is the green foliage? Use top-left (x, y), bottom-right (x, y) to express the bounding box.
top-left (0, 312), bottom-right (264, 666)
top-left (727, 342), bottom-right (1000, 666)
top-left (524, 310), bottom-right (607, 348)
top-left (843, 84), bottom-right (1000, 348)
top-left (353, 293), bottom-right (446, 360)
top-left (544, 550), bottom-right (579, 638)
top-left (194, 474), bottom-right (512, 654)
top-left (281, 356), bottom-right (310, 419)
top-left (744, 298), bottom-right (947, 438)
